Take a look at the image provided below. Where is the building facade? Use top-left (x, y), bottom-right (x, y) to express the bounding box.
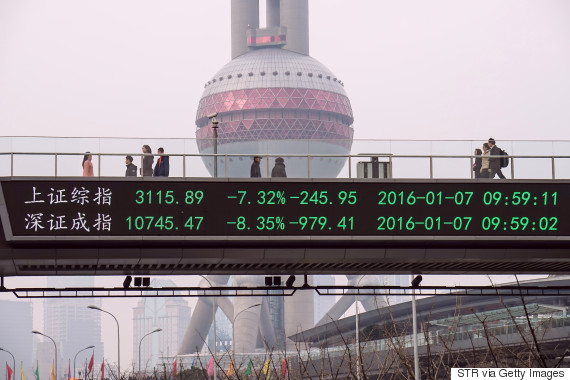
top-left (133, 280), bottom-right (191, 372)
top-left (0, 300), bottom-right (33, 376)
top-left (42, 277), bottom-right (103, 380)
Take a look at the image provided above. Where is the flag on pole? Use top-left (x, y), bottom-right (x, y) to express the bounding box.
top-left (20, 362), bottom-right (26, 380)
top-left (226, 360), bottom-right (234, 377)
top-left (87, 353), bottom-right (94, 376)
top-left (50, 362), bottom-right (54, 380)
top-left (6, 364), bottom-right (13, 380)
top-left (244, 359), bottom-right (253, 376)
top-left (100, 361), bottom-right (104, 380)
top-left (206, 357), bottom-right (214, 378)
top-left (34, 363), bottom-right (39, 380)
top-left (280, 359), bottom-right (287, 379)
top-left (190, 358), bottom-right (195, 370)
top-left (68, 360), bottom-right (71, 380)
top-left (262, 359), bottom-right (270, 375)
top-left (172, 359), bottom-right (177, 378)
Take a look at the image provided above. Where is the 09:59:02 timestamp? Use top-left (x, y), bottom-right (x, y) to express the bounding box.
top-left (482, 216), bottom-right (558, 231)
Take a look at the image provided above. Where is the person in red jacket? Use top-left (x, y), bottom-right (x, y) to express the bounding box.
top-left (82, 153), bottom-right (94, 176)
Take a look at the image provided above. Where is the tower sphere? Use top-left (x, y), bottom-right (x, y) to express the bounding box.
top-left (195, 48), bottom-right (354, 177)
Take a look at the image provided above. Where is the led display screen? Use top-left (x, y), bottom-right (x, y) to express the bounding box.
top-left (1, 179), bottom-right (568, 240)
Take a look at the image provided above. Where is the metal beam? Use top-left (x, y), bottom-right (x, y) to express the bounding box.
top-left (2, 284), bottom-right (570, 298)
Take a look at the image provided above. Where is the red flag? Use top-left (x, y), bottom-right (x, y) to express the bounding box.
top-left (206, 358), bottom-right (213, 377)
top-left (7, 364), bottom-right (13, 380)
top-left (281, 359), bottom-right (287, 379)
top-left (172, 359), bottom-right (177, 378)
top-left (87, 353), bottom-right (94, 375)
top-left (68, 360), bottom-right (71, 380)
top-left (100, 361), bottom-right (104, 380)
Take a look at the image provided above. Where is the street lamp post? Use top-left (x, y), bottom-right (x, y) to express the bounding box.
top-left (138, 328), bottom-right (162, 373)
top-left (354, 275), bottom-right (367, 380)
top-left (232, 303), bottom-right (262, 365)
top-left (208, 113), bottom-right (219, 178)
top-left (411, 275), bottom-right (423, 380)
top-left (74, 346), bottom-right (94, 380)
top-left (88, 306), bottom-right (120, 380)
top-left (0, 347), bottom-right (16, 380)
top-left (32, 331), bottom-right (56, 380)
top-left (198, 275), bottom-right (217, 380)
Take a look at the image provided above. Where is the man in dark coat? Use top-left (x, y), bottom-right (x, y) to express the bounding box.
top-left (250, 156), bottom-right (262, 177)
top-left (125, 155), bottom-right (137, 177)
top-left (271, 157), bottom-right (287, 177)
top-left (153, 147), bottom-right (170, 177)
top-left (488, 138), bottom-right (506, 179)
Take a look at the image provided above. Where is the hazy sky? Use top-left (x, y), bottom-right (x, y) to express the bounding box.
top-left (1, 1), bottom-right (569, 140)
top-left (1, 0), bottom-right (569, 371)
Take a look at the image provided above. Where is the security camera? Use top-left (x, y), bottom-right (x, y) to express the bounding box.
top-left (207, 112), bottom-right (218, 119)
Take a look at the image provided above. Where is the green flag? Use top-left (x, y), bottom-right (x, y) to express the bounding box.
top-left (244, 359), bottom-right (253, 376)
top-left (34, 364), bottom-right (39, 380)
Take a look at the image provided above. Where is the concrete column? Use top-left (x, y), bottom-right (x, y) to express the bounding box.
top-left (284, 275), bottom-right (314, 350)
top-left (231, 0), bottom-right (260, 59)
top-left (280, 0), bottom-right (309, 55)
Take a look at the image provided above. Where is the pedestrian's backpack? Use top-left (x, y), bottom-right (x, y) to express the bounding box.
top-left (499, 149), bottom-right (509, 168)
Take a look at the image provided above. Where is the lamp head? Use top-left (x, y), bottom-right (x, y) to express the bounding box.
top-left (411, 275), bottom-right (423, 288)
top-left (87, 345), bottom-right (95, 349)
top-left (32, 330), bottom-right (43, 335)
top-left (153, 328), bottom-right (163, 333)
top-left (87, 305), bottom-right (101, 311)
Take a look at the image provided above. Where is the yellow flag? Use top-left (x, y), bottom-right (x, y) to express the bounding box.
top-left (50, 362), bottom-right (55, 380)
top-left (226, 360), bottom-right (234, 377)
top-left (21, 363), bottom-right (26, 380)
top-left (262, 359), bottom-right (270, 375)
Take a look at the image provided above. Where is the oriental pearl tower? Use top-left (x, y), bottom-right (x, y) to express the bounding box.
top-left (195, 0), bottom-right (354, 177)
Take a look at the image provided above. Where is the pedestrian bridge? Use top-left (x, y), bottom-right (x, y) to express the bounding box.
top-left (1, 137), bottom-right (570, 277)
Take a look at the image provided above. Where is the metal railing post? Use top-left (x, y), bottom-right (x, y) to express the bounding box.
top-left (388, 155), bottom-right (393, 178)
top-left (224, 154), bottom-right (228, 178)
top-left (551, 156), bottom-right (556, 179)
top-left (307, 155), bottom-right (311, 178)
top-left (429, 156), bottom-right (433, 179)
top-left (348, 155), bottom-right (352, 178)
top-left (98, 154), bottom-right (101, 177)
top-left (470, 156), bottom-right (473, 179)
top-left (183, 154), bottom-right (186, 178)
top-left (11, 153), bottom-right (14, 176)
top-left (510, 156), bottom-right (515, 179)
top-left (54, 153), bottom-right (58, 177)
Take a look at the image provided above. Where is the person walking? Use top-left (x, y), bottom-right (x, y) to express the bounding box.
top-left (250, 156), bottom-right (262, 178)
top-left (271, 157), bottom-right (287, 178)
top-left (82, 153), bottom-right (94, 176)
top-left (153, 147), bottom-right (170, 177)
top-left (125, 155), bottom-right (137, 177)
top-left (141, 145), bottom-right (154, 177)
top-left (480, 143), bottom-right (490, 178)
top-left (488, 138), bottom-right (506, 179)
top-left (473, 148), bottom-right (482, 178)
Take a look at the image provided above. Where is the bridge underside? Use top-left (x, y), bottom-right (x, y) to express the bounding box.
top-left (1, 236), bottom-right (569, 276)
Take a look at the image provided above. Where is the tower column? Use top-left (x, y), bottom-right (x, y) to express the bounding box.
top-left (280, 0), bottom-right (309, 55)
top-left (231, 0), bottom-right (260, 59)
top-left (266, 0), bottom-right (280, 28)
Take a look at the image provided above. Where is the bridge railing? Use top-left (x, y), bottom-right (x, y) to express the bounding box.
top-left (1, 151), bottom-right (570, 179)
